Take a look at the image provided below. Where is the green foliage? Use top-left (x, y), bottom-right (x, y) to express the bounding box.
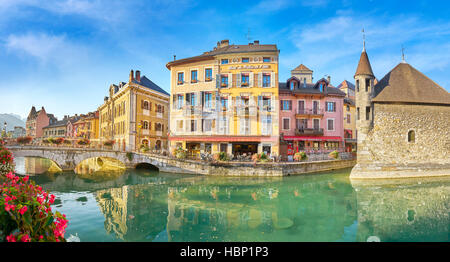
top-left (294, 152), bottom-right (307, 161)
top-left (103, 140), bottom-right (115, 146)
top-left (140, 144), bottom-right (149, 153)
top-left (174, 147), bottom-right (187, 159)
top-left (126, 152), bottom-right (134, 161)
top-left (329, 150), bottom-right (339, 159)
top-left (77, 138), bottom-right (90, 145)
top-left (0, 146), bottom-right (15, 176)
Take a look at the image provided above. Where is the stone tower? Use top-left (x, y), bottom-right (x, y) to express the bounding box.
top-left (354, 44), bottom-right (375, 144)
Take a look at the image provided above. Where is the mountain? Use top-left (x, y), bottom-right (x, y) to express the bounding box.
top-left (0, 114), bottom-right (26, 132)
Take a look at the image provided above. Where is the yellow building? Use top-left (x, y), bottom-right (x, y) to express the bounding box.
top-left (337, 80), bottom-right (357, 151)
top-left (167, 39), bottom-right (279, 158)
top-left (98, 70), bottom-right (170, 152)
top-left (73, 111), bottom-right (99, 139)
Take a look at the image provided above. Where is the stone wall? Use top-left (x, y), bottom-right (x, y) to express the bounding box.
top-left (351, 103), bottom-right (450, 179)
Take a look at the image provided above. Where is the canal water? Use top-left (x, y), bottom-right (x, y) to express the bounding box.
top-left (14, 157), bottom-right (449, 242)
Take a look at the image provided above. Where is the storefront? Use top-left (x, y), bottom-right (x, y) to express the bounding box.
top-left (281, 136), bottom-right (344, 156)
top-left (232, 142), bottom-right (258, 156)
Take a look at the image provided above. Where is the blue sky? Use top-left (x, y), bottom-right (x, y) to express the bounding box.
top-left (1, 0), bottom-right (449, 119)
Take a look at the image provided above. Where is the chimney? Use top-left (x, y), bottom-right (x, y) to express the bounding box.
top-left (173, 55), bottom-right (176, 61)
top-left (219, 39), bottom-right (229, 48)
top-left (327, 75), bottom-right (331, 84)
top-left (254, 40), bottom-right (259, 45)
top-left (136, 70), bottom-right (141, 82)
top-left (129, 70), bottom-right (134, 82)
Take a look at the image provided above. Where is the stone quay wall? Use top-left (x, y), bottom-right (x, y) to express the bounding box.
top-left (351, 103), bottom-right (450, 179)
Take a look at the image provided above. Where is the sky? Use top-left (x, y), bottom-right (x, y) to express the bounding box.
top-left (1, 0), bottom-right (449, 120)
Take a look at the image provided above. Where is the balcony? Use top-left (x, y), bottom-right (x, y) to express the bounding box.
top-left (156, 131), bottom-right (162, 137)
top-left (237, 106), bottom-right (257, 116)
top-left (183, 105), bottom-right (202, 117)
top-left (296, 108), bottom-right (324, 117)
top-left (156, 112), bottom-right (163, 118)
top-left (295, 128), bottom-right (324, 136)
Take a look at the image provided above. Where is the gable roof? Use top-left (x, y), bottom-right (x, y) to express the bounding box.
top-left (372, 62), bottom-right (450, 105)
top-left (292, 64), bottom-right (312, 72)
top-left (133, 76), bottom-right (169, 96)
top-left (337, 80), bottom-right (355, 91)
top-left (355, 51), bottom-right (374, 77)
top-left (279, 80), bottom-right (346, 97)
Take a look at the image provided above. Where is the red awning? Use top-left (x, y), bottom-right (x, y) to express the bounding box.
top-left (283, 136), bottom-right (343, 141)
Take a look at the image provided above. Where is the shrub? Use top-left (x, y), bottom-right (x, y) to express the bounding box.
top-left (0, 172), bottom-right (68, 242)
top-left (51, 137), bottom-right (64, 145)
top-left (42, 139), bottom-right (50, 144)
top-left (126, 152), bottom-right (133, 161)
top-left (0, 146), bottom-right (15, 176)
top-left (215, 152), bottom-right (230, 161)
top-left (294, 152), bottom-right (307, 161)
top-left (17, 137), bottom-right (32, 145)
top-left (329, 150), bottom-right (339, 159)
top-left (103, 140), bottom-right (115, 147)
top-left (174, 147), bottom-right (187, 159)
top-left (140, 144), bottom-right (149, 153)
top-left (251, 153), bottom-right (270, 162)
top-left (77, 138), bottom-right (90, 145)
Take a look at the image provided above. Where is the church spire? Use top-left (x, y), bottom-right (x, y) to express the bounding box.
top-left (362, 28), bottom-right (366, 52)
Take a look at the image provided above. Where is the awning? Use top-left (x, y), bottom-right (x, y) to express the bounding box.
top-left (283, 136), bottom-right (343, 141)
top-left (169, 136), bottom-right (278, 142)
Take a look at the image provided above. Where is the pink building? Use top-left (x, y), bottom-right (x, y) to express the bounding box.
top-left (26, 106), bottom-right (57, 138)
top-left (278, 65), bottom-right (345, 157)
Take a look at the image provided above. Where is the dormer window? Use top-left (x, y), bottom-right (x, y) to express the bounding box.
top-left (290, 81), bottom-right (296, 90)
top-left (319, 83), bottom-right (323, 92)
top-left (221, 59), bottom-right (229, 64)
top-left (263, 57), bottom-right (271, 62)
top-left (242, 58), bottom-right (249, 63)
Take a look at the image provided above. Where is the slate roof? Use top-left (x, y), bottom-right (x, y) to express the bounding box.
top-left (372, 62), bottom-right (450, 105)
top-left (279, 81), bottom-right (346, 96)
top-left (355, 51), bottom-right (374, 77)
top-left (133, 76), bottom-right (169, 96)
top-left (344, 97), bottom-right (355, 106)
top-left (337, 80), bottom-right (355, 91)
top-left (166, 42), bottom-right (278, 68)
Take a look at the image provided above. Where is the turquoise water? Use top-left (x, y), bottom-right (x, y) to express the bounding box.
top-left (14, 157), bottom-right (450, 242)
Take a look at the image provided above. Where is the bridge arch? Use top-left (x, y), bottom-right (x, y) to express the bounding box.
top-left (135, 162), bottom-right (159, 171)
top-left (11, 150), bottom-right (64, 171)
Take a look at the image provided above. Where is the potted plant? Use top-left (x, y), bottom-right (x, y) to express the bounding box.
top-left (294, 152), bottom-right (307, 161)
top-left (329, 150), bottom-right (339, 159)
top-left (103, 140), bottom-right (115, 147)
top-left (16, 136), bottom-right (32, 145)
top-left (221, 83), bottom-right (227, 88)
top-left (77, 138), bottom-right (90, 146)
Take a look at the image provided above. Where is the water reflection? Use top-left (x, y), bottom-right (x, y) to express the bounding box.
top-left (75, 157), bottom-right (126, 175)
top-left (22, 161), bottom-right (449, 242)
top-left (15, 157), bottom-right (62, 175)
top-left (352, 177), bottom-right (450, 242)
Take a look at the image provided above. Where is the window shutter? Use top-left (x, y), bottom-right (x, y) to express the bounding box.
top-left (258, 96), bottom-right (262, 108)
top-left (258, 73), bottom-right (262, 87)
top-left (216, 74), bottom-right (220, 88)
top-left (240, 118), bottom-right (245, 134)
top-left (236, 73), bottom-right (241, 87)
top-left (141, 100), bottom-right (143, 109)
top-left (249, 72), bottom-right (254, 87)
top-left (271, 72), bottom-right (275, 87)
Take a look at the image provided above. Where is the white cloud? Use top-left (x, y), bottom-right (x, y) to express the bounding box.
top-left (5, 32), bottom-right (89, 68)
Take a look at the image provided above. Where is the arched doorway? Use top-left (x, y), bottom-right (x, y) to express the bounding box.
top-left (156, 140), bottom-right (161, 150)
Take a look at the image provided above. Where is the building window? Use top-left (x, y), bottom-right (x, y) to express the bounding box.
top-left (177, 72), bottom-right (184, 85)
top-left (221, 59), bottom-right (229, 64)
top-left (283, 118), bottom-right (290, 130)
top-left (313, 119), bottom-right (320, 129)
top-left (205, 68), bottom-right (212, 81)
top-left (281, 100), bottom-right (292, 111)
top-left (326, 102), bottom-right (336, 112)
top-left (408, 130), bottom-right (415, 143)
top-left (261, 115), bottom-right (272, 135)
top-left (143, 101), bottom-right (149, 110)
top-left (191, 70), bottom-right (198, 83)
top-left (263, 74), bottom-right (271, 87)
top-left (204, 92), bottom-right (212, 108)
top-left (190, 120), bottom-right (197, 132)
top-left (143, 121), bottom-right (149, 130)
top-left (263, 57), bottom-right (271, 62)
top-left (327, 119), bottom-right (334, 131)
top-left (220, 97), bottom-right (228, 110)
top-left (220, 75), bottom-right (228, 88)
top-left (357, 107), bottom-right (360, 120)
top-left (177, 94), bottom-right (184, 109)
top-left (203, 119), bottom-right (212, 132)
top-left (347, 114), bottom-right (351, 124)
top-left (176, 120), bottom-right (183, 132)
top-left (356, 80), bottom-right (359, 92)
top-left (365, 78), bottom-right (370, 92)
top-left (242, 58), bottom-right (249, 63)
top-left (346, 105), bottom-right (350, 111)
top-left (366, 106), bottom-right (370, 120)
top-left (241, 74), bottom-right (249, 87)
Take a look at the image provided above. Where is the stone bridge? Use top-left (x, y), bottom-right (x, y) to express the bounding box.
top-left (8, 146), bottom-right (206, 174)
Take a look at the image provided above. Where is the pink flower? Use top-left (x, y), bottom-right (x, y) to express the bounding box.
top-left (49, 194), bottom-right (56, 204)
top-left (39, 235), bottom-right (44, 240)
top-left (36, 196), bottom-right (44, 205)
top-left (23, 176), bottom-right (29, 183)
top-left (6, 234), bottom-right (16, 242)
top-left (20, 234), bottom-right (31, 242)
top-left (19, 206), bottom-right (28, 215)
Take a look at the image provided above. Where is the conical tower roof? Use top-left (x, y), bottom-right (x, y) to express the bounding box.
top-left (355, 51), bottom-right (374, 77)
top-left (372, 62), bottom-right (450, 105)
top-left (292, 64), bottom-right (312, 72)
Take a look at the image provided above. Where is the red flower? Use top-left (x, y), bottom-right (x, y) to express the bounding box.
top-left (19, 206), bottom-right (28, 215)
top-left (6, 234), bottom-right (16, 242)
top-left (20, 234), bottom-right (31, 242)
